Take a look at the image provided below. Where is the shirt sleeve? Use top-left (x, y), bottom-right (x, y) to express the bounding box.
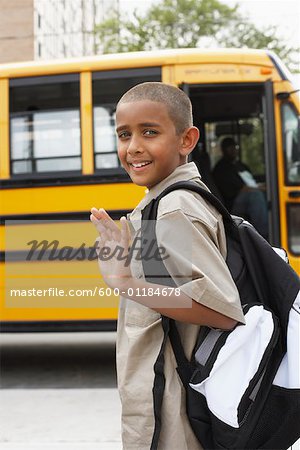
top-left (156, 209), bottom-right (245, 324)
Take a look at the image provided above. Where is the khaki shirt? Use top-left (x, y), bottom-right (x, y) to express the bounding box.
top-left (117, 163), bottom-right (244, 450)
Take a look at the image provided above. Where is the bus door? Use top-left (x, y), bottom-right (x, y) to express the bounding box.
top-left (181, 82), bottom-right (280, 247)
top-left (278, 94), bottom-right (300, 273)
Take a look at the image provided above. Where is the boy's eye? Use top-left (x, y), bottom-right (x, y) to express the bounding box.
top-left (118, 131), bottom-right (130, 139)
top-left (144, 129), bottom-right (158, 136)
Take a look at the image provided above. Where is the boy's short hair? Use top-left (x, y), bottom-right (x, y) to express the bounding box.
top-left (117, 82), bottom-right (193, 134)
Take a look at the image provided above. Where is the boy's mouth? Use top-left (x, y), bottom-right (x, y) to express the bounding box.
top-left (130, 161), bottom-right (152, 169)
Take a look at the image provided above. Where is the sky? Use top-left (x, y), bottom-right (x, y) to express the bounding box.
top-left (120, 0), bottom-right (300, 49)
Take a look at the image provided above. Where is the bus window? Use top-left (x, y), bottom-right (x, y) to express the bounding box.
top-left (92, 67), bottom-right (161, 170)
top-left (282, 103), bottom-right (300, 184)
top-left (288, 205), bottom-right (300, 255)
top-left (190, 84), bottom-right (266, 191)
top-left (204, 118), bottom-right (265, 181)
top-left (190, 84), bottom-right (269, 239)
top-left (10, 74), bottom-right (81, 175)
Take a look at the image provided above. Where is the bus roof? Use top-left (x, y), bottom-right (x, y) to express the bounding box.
top-left (0, 48), bottom-right (291, 80)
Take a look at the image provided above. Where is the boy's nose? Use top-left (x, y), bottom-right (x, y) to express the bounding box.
top-left (127, 137), bottom-right (144, 155)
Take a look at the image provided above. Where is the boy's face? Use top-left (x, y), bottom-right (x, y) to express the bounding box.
top-left (116, 100), bottom-right (188, 189)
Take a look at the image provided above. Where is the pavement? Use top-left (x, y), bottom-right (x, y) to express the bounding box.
top-left (1, 332), bottom-right (299, 450)
top-left (2, 389), bottom-right (299, 450)
top-left (0, 388), bottom-right (122, 450)
top-left (0, 332), bottom-right (122, 450)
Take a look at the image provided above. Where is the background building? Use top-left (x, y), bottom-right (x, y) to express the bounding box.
top-left (0, 0), bottom-right (34, 63)
top-left (0, 0), bottom-right (118, 63)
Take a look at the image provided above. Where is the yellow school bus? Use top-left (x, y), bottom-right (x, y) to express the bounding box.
top-left (0, 48), bottom-right (299, 331)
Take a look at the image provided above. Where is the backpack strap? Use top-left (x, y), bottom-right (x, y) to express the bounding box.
top-left (155, 180), bottom-right (236, 231)
top-left (141, 200), bottom-right (177, 450)
top-left (150, 315), bottom-right (170, 450)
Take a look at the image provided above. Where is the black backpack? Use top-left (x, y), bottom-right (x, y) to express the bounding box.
top-left (140, 180), bottom-right (300, 450)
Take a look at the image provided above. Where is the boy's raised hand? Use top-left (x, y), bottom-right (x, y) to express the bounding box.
top-left (90, 208), bottom-right (132, 290)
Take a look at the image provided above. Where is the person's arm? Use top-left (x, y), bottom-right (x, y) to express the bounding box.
top-left (238, 163), bottom-right (266, 191)
top-left (118, 277), bottom-right (237, 330)
top-left (90, 208), bottom-right (239, 330)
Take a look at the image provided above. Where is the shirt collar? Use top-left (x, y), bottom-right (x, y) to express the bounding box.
top-left (146, 162), bottom-right (201, 201)
top-left (129, 162), bottom-right (201, 225)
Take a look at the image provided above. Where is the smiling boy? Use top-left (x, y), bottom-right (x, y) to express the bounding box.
top-left (90, 82), bottom-right (244, 450)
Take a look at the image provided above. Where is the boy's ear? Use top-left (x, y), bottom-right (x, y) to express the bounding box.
top-left (180, 126), bottom-right (200, 156)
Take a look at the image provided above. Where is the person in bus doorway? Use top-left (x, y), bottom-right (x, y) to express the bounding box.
top-left (212, 137), bottom-right (268, 239)
top-left (90, 82), bottom-right (244, 450)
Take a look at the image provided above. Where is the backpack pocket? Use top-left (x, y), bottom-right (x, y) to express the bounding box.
top-left (190, 304), bottom-right (280, 428)
top-left (247, 292), bottom-right (300, 449)
top-left (184, 296), bottom-right (300, 449)
top-left (246, 384), bottom-right (300, 449)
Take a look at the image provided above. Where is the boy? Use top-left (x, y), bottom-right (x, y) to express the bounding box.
top-left (90, 82), bottom-right (244, 450)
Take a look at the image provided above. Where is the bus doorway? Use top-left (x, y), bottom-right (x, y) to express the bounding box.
top-left (185, 83), bottom-right (279, 245)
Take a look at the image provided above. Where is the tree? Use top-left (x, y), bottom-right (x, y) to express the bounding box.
top-left (96, 0), bottom-right (238, 52)
top-left (219, 22), bottom-right (299, 73)
top-left (95, 0), bottom-right (299, 72)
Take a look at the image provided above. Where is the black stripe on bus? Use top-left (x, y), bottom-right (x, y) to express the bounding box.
top-left (92, 66), bottom-right (161, 80)
top-left (0, 171), bottom-right (130, 190)
top-left (0, 320), bottom-right (117, 333)
top-left (0, 209), bottom-right (130, 224)
top-left (9, 73), bottom-right (80, 87)
top-left (2, 246), bottom-right (99, 262)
